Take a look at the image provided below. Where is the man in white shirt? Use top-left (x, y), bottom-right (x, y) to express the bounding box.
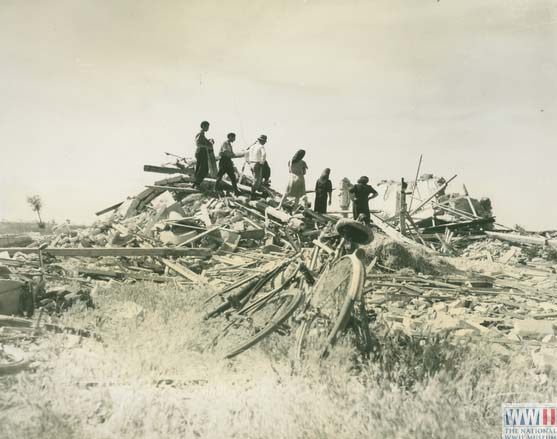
top-left (247, 134), bottom-right (267, 198)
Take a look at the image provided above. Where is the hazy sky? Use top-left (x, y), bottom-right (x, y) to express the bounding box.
top-left (1, 0), bottom-right (556, 229)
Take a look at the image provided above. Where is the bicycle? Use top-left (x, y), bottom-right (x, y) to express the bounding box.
top-left (205, 218), bottom-right (374, 361)
top-left (206, 254), bottom-right (313, 359)
top-left (295, 218), bottom-right (374, 360)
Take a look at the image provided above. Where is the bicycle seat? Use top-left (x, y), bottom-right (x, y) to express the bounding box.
top-left (335, 218), bottom-right (374, 245)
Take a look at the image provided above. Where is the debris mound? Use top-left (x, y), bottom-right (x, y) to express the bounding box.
top-left (0, 157), bottom-right (556, 368)
top-left (365, 235), bottom-right (444, 275)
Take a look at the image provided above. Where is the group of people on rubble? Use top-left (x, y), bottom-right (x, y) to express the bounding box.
top-left (192, 120), bottom-right (379, 224)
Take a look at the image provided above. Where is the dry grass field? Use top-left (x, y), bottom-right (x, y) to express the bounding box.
top-left (1, 281), bottom-right (554, 439)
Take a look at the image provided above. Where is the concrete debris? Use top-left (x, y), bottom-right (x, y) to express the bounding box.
top-left (1, 155), bottom-right (556, 359)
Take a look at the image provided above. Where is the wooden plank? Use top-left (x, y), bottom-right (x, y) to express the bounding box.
top-left (161, 258), bottom-right (208, 284)
top-left (75, 267), bottom-right (182, 283)
top-left (265, 206), bottom-right (292, 223)
top-left (154, 175), bottom-right (193, 186)
top-left (0, 247), bottom-right (211, 258)
top-left (239, 229), bottom-right (265, 240)
top-left (95, 201), bottom-right (124, 216)
top-left (302, 208), bottom-right (333, 224)
top-left (146, 185), bottom-right (199, 193)
top-left (312, 239), bottom-right (334, 254)
top-left (369, 213), bottom-right (437, 253)
top-left (420, 217), bottom-right (494, 234)
top-left (485, 231), bottom-right (547, 246)
top-left (431, 200), bottom-right (480, 220)
top-left (409, 174), bottom-right (458, 216)
top-left (143, 165), bottom-right (190, 175)
top-left (199, 205), bottom-right (213, 227)
top-left (408, 154), bottom-right (423, 211)
top-left (177, 227), bottom-right (220, 247)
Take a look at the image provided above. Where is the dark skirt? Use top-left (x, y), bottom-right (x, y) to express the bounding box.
top-left (353, 203), bottom-right (370, 224)
top-left (314, 192), bottom-right (328, 213)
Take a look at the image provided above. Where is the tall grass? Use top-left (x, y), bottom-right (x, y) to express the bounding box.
top-left (1, 281), bottom-right (554, 439)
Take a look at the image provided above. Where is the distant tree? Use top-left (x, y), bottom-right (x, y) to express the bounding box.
top-left (26, 195), bottom-right (45, 228)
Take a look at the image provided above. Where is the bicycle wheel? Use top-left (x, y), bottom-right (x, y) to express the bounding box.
top-left (204, 260), bottom-right (291, 320)
top-left (296, 253), bottom-right (365, 359)
top-left (222, 288), bottom-right (304, 359)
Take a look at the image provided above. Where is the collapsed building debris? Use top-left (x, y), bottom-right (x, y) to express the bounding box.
top-left (1, 155), bottom-right (557, 371)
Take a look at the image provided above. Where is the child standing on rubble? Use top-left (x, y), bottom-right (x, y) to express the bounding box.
top-left (349, 176), bottom-right (378, 225)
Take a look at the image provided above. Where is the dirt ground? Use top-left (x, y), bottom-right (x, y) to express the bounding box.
top-left (1, 275), bottom-right (555, 439)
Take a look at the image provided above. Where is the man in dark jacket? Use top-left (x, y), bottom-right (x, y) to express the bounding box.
top-left (349, 176), bottom-right (378, 225)
top-left (215, 132), bottom-right (241, 195)
top-left (193, 121), bottom-right (214, 188)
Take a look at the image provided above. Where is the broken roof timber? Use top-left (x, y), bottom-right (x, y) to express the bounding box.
top-left (0, 247), bottom-right (211, 258)
top-left (485, 231), bottom-right (557, 249)
top-left (369, 213), bottom-right (437, 254)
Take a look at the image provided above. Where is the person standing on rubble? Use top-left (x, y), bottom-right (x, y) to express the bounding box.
top-left (262, 160), bottom-right (271, 187)
top-left (193, 121), bottom-right (214, 189)
top-left (215, 132), bottom-right (241, 196)
top-left (314, 168), bottom-right (333, 214)
top-left (278, 149), bottom-right (308, 210)
top-left (349, 176), bottom-right (378, 225)
top-left (247, 135), bottom-right (268, 198)
top-left (338, 177), bottom-right (352, 217)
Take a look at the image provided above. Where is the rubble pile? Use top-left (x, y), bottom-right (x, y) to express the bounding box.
top-left (0, 159), bottom-right (331, 318)
top-left (366, 267), bottom-right (557, 338)
top-left (1, 156), bottom-right (557, 365)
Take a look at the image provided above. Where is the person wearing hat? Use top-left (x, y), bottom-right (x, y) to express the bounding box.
top-left (247, 135), bottom-right (268, 198)
top-left (215, 132), bottom-right (241, 196)
top-left (193, 121), bottom-right (214, 188)
top-left (349, 176), bottom-right (378, 225)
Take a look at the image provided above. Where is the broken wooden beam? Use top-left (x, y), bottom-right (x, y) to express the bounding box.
top-left (0, 247), bottom-right (211, 258)
top-left (421, 217), bottom-right (495, 234)
top-left (144, 165), bottom-right (192, 175)
top-left (95, 201), bottom-right (124, 217)
top-left (75, 267), bottom-right (183, 283)
top-left (177, 227), bottom-right (220, 247)
top-left (161, 258), bottom-right (208, 284)
top-left (485, 231), bottom-right (557, 249)
top-left (146, 185), bottom-right (199, 193)
top-left (369, 213), bottom-right (437, 253)
top-left (409, 174), bottom-right (458, 216)
top-left (302, 208), bottom-right (334, 224)
top-left (312, 239), bottom-right (334, 254)
top-left (239, 229), bottom-right (266, 240)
